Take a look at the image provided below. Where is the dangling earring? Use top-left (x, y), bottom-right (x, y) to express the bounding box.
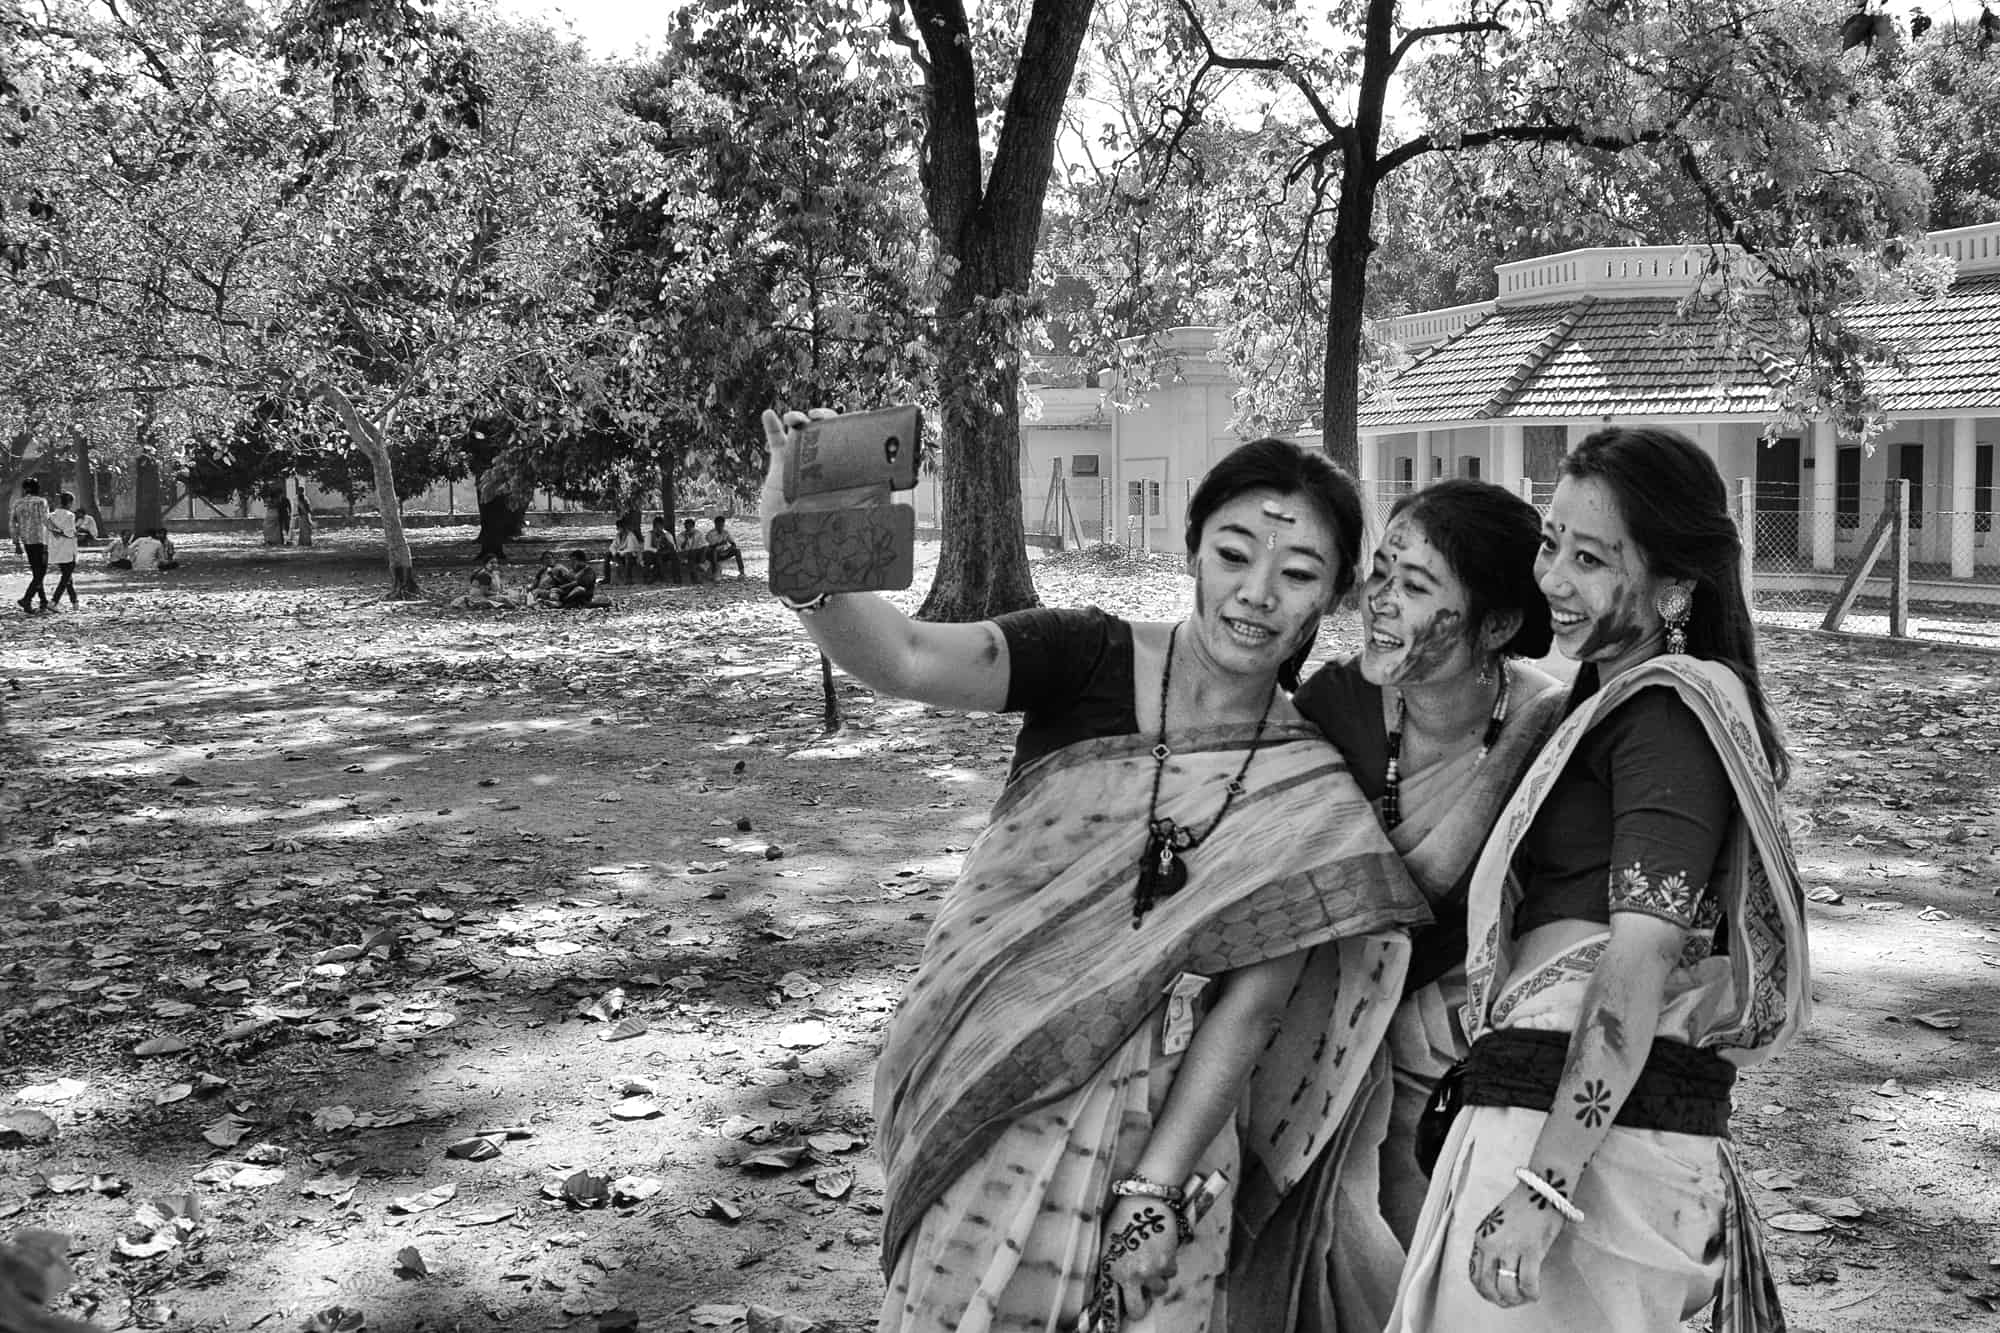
top-left (1656, 585), bottom-right (1692, 656)
top-left (1476, 657), bottom-right (1495, 686)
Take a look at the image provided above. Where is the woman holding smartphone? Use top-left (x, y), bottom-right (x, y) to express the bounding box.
top-left (760, 411), bottom-right (1429, 1333)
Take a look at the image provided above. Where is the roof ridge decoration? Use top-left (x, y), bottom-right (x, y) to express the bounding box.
top-left (1475, 298), bottom-right (1592, 420)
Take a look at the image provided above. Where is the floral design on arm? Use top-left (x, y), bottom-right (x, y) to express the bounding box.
top-left (1573, 1079), bottom-right (1613, 1129)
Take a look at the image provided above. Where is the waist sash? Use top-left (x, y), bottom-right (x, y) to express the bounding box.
top-left (1464, 1028), bottom-right (1736, 1138)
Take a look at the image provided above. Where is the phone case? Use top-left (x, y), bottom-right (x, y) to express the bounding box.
top-left (768, 504), bottom-right (916, 600)
top-left (786, 405), bottom-right (922, 501)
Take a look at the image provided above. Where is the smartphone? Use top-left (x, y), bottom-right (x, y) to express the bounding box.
top-left (783, 405), bottom-right (921, 503)
top-left (769, 405), bottom-right (921, 599)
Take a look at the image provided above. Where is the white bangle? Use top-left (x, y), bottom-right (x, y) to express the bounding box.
top-left (1514, 1167), bottom-right (1586, 1223)
top-left (778, 592), bottom-right (832, 614)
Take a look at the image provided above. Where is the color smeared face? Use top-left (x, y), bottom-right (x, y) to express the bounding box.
top-left (1358, 514), bottom-right (1477, 688)
top-left (1535, 475), bottom-right (1671, 676)
top-left (1186, 488), bottom-right (1343, 678)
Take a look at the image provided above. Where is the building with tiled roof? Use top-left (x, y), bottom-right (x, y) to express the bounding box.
top-left (1359, 221), bottom-right (2000, 579)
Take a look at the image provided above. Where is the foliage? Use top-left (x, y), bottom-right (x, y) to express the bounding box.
top-left (1105, 0), bottom-right (1938, 460)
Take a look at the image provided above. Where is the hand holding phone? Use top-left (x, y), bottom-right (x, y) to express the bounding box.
top-left (764, 405), bottom-right (922, 601)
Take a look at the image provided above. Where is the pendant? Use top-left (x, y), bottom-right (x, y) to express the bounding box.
top-left (1135, 825), bottom-right (1190, 925)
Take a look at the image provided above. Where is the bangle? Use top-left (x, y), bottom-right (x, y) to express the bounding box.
top-left (1514, 1167), bottom-right (1586, 1223)
top-left (778, 592), bottom-right (832, 614)
top-left (1111, 1176), bottom-right (1192, 1244)
top-left (1109, 1176), bottom-right (1184, 1205)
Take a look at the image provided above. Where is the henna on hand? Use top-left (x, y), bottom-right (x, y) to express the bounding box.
top-left (1475, 1205), bottom-right (1505, 1239)
top-left (1526, 1171), bottom-right (1572, 1211)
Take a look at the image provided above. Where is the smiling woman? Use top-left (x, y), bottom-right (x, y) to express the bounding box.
top-left (1386, 427), bottom-right (1809, 1333)
top-left (757, 416), bottom-right (1430, 1333)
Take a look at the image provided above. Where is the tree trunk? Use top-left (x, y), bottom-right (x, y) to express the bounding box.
top-left (316, 384), bottom-right (419, 596)
top-left (71, 431), bottom-right (102, 527)
top-left (918, 284), bottom-right (1039, 620)
top-left (133, 454), bottom-right (163, 538)
top-left (475, 493), bottom-right (524, 561)
top-left (1318, 163), bottom-right (1379, 477)
top-left (908, 0), bottom-right (1095, 621)
top-left (657, 458), bottom-right (677, 524)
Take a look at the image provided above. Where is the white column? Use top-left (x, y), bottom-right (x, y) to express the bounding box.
top-left (1950, 415), bottom-right (1977, 580)
top-left (1810, 420), bottom-right (1837, 572)
top-left (1497, 423), bottom-right (1525, 492)
top-left (1356, 431), bottom-right (1379, 487)
top-left (1415, 430), bottom-right (1435, 489)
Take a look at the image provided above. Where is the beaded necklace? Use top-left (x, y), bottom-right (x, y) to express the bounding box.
top-left (1135, 623), bottom-right (1276, 926)
top-left (1381, 663), bottom-right (1510, 829)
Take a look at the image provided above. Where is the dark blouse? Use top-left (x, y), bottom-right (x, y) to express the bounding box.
top-left (996, 607), bottom-right (1140, 779)
top-left (1291, 656), bottom-right (1388, 803)
top-left (1512, 684), bottom-right (1733, 938)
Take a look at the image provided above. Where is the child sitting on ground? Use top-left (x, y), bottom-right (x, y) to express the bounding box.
top-left (448, 570), bottom-right (509, 609)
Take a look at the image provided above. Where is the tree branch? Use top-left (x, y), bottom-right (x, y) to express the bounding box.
top-left (1375, 121), bottom-right (1670, 181)
top-left (1388, 19), bottom-right (1506, 74)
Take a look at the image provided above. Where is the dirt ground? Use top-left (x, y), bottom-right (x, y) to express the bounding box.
top-left (1, 524), bottom-right (1998, 1333)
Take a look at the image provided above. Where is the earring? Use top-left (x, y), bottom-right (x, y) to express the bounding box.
top-left (1476, 657), bottom-right (1494, 686)
top-left (1656, 585), bottom-right (1692, 656)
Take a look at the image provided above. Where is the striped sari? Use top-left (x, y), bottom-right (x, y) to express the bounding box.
top-left (875, 721), bottom-right (1431, 1333)
top-left (1227, 659), bottom-right (1567, 1333)
top-left (1385, 658), bottom-right (1810, 1333)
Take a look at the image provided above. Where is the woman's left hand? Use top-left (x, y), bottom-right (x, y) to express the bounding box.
top-left (1466, 1181), bottom-right (1567, 1308)
top-left (1099, 1194), bottom-right (1180, 1320)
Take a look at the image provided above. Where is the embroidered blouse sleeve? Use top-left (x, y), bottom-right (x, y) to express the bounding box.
top-left (996, 607), bottom-right (1114, 715)
top-left (1603, 688), bottom-right (1734, 929)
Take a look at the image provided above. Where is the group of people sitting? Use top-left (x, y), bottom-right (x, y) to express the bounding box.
top-left (604, 514), bottom-right (744, 585)
top-left (448, 551), bottom-right (602, 610)
top-left (103, 528), bottom-right (179, 574)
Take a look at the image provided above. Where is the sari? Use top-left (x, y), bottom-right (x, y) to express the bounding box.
top-left (1385, 657), bottom-right (1810, 1333)
top-left (876, 720), bottom-right (1432, 1333)
top-left (1227, 658), bottom-right (1567, 1333)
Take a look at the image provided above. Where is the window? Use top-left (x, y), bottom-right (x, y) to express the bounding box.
top-left (1430, 455), bottom-right (1444, 480)
top-left (1458, 456), bottom-right (1482, 479)
top-left (1397, 457), bottom-right (1415, 488)
top-left (1836, 446), bottom-right (1860, 529)
top-left (1127, 480), bottom-right (1161, 518)
top-left (1978, 445), bottom-right (1993, 534)
top-left (1897, 443), bottom-right (1924, 529)
top-left (1071, 454), bottom-right (1099, 477)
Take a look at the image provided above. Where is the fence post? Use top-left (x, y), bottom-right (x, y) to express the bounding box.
top-left (1737, 478), bottom-right (1757, 612)
top-left (1891, 477), bottom-right (1910, 638)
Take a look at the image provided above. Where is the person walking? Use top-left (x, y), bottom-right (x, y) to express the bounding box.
top-left (9, 479), bottom-right (50, 615)
top-left (45, 491), bottom-right (79, 610)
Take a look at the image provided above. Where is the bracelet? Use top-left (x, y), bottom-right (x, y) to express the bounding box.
top-left (1514, 1167), bottom-right (1586, 1223)
top-left (1109, 1176), bottom-right (1185, 1204)
top-left (777, 592), bottom-right (832, 614)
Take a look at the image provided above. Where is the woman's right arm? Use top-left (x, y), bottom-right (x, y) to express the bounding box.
top-left (791, 594), bottom-right (1012, 712)
top-left (762, 408), bottom-right (1011, 713)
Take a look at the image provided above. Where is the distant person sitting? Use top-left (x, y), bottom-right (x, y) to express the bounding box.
top-left (645, 514), bottom-right (676, 583)
top-left (537, 550), bottom-right (600, 608)
top-left (127, 530), bottom-right (165, 573)
top-left (677, 518), bottom-right (714, 581)
top-left (75, 511), bottom-right (101, 546)
top-left (704, 515), bottom-right (744, 578)
top-left (105, 533), bottom-right (133, 570)
top-left (448, 570), bottom-right (509, 609)
top-left (156, 529), bottom-right (180, 570)
top-left (606, 520), bottom-right (644, 584)
top-left (527, 550), bottom-right (562, 593)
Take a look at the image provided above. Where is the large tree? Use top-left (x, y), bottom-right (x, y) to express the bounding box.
top-left (1147, 0), bottom-right (1933, 466)
top-left (892, 0), bottom-right (1098, 620)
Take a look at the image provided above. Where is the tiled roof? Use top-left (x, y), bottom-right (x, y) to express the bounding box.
top-left (1362, 274), bottom-right (2000, 426)
top-left (1846, 272), bottom-right (2000, 413)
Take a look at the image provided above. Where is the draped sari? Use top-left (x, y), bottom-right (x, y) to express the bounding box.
top-left (1385, 657), bottom-right (1810, 1333)
top-left (876, 720), bottom-right (1431, 1333)
top-left (1227, 659), bottom-right (1566, 1333)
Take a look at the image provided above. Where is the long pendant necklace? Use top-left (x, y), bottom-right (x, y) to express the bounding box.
top-left (1134, 623), bottom-right (1276, 928)
top-left (1381, 664), bottom-right (1511, 830)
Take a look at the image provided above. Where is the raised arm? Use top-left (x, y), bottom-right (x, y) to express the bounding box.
top-left (760, 409), bottom-right (1011, 713)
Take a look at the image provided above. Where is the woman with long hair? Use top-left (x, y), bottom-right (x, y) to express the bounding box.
top-left (758, 412), bottom-right (1430, 1333)
top-left (1230, 480), bottom-right (1567, 1331)
top-left (1385, 427), bottom-right (1808, 1331)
